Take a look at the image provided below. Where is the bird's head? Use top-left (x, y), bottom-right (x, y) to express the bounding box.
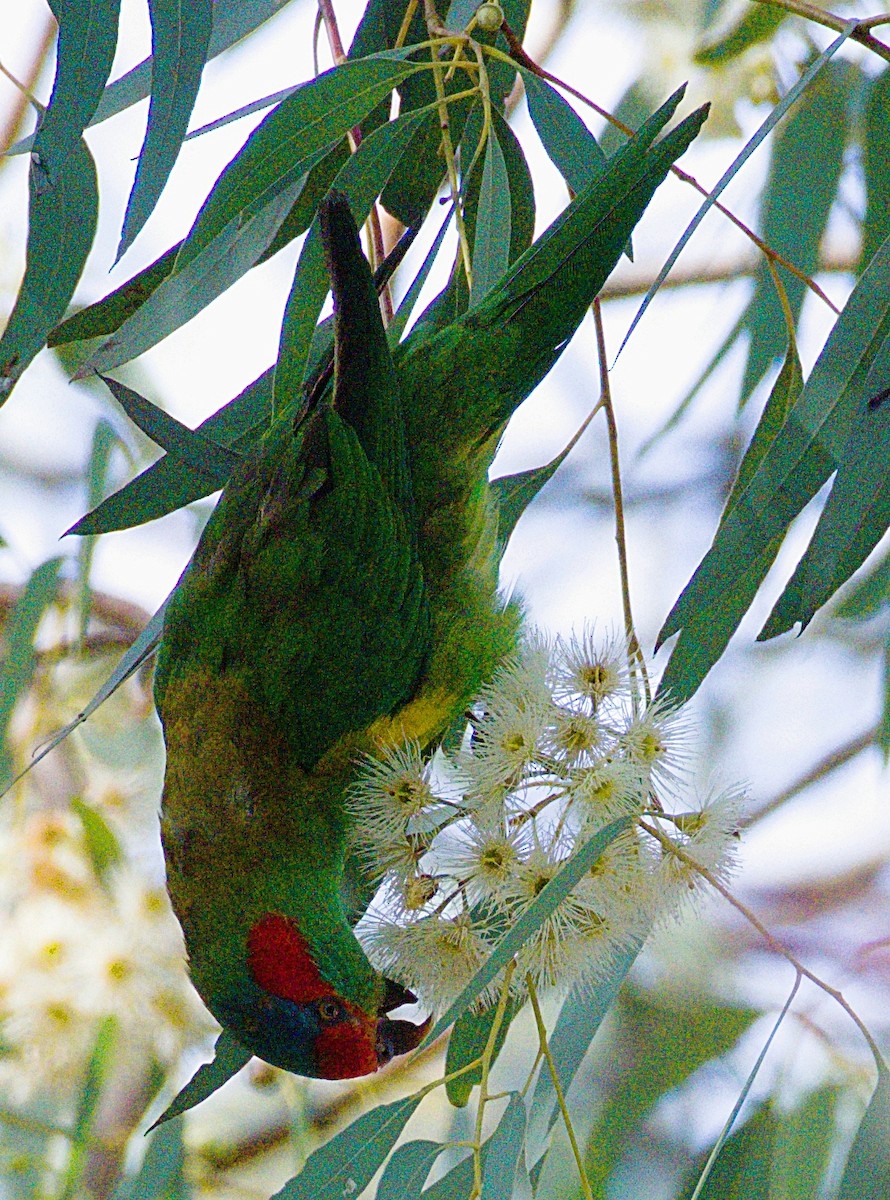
top-left (217, 912), bottom-right (428, 1080)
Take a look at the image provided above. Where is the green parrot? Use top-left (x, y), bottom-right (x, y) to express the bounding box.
top-left (153, 89), bottom-right (707, 1080)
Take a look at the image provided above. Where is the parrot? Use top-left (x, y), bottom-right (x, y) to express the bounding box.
top-left (153, 88), bottom-right (707, 1081)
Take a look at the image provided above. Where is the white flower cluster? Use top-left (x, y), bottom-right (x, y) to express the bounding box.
top-left (350, 629), bottom-right (744, 1013)
top-left (0, 807), bottom-right (212, 1104)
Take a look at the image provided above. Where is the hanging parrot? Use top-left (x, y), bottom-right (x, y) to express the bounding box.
top-left (153, 89), bottom-right (707, 1081)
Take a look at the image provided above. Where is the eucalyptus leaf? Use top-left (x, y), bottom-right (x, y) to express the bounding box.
top-left (150, 1031), bottom-right (251, 1128)
top-left (274, 1095), bottom-right (421, 1200)
top-left (117, 0), bottom-right (213, 259)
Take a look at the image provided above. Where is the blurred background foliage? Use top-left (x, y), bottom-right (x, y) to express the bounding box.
top-left (0, 1), bottom-right (888, 1198)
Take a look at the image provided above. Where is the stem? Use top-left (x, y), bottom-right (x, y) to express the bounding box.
top-left (490, 32), bottom-right (840, 315)
top-left (470, 961), bottom-right (516, 1199)
top-left (527, 976), bottom-right (594, 1200)
top-left (742, 725), bottom-right (878, 829)
top-left (639, 817), bottom-right (887, 1071)
top-left (591, 299), bottom-right (650, 708)
top-left (749, 0), bottom-right (890, 63)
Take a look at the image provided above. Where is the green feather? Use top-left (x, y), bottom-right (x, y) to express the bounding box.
top-left (154, 89), bottom-right (708, 1080)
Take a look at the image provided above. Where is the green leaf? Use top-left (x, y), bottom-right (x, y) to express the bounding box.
top-left (490, 109), bottom-right (535, 261)
top-left (273, 1095), bottom-right (421, 1200)
top-left (657, 230), bottom-right (890, 702)
top-left (38, 0), bottom-right (120, 162)
top-left (150, 1031), bottom-right (251, 1128)
top-left (584, 991), bottom-right (758, 1194)
top-left (61, 1018), bottom-right (118, 1200)
top-left (273, 106), bottom-right (432, 412)
top-left (838, 1066), bottom-right (890, 1198)
top-left (424, 818), bottom-right (630, 1047)
top-left (694, 4), bottom-right (787, 65)
top-left (77, 174), bottom-right (305, 377)
top-left (0, 0), bottom-right (120, 400)
top-left (76, 419), bottom-right (118, 639)
top-left (861, 68), bottom-right (890, 271)
top-left (421, 1135), bottom-right (494, 1200)
top-left (5, 0), bottom-right (295, 157)
top-left (1, 600), bottom-right (167, 800)
top-left (770, 1087), bottom-right (836, 1200)
top-left (682, 1105), bottom-right (775, 1200)
top-left (739, 60), bottom-right (851, 403)
top-left (388, 205), bottom-right (454, 344)
top-left (50, 143), bottom-right (347, 350)
top-left (179, 53), bottom-right (419, 268)
top-left (70, 797), bottom-right (123, 887)
top-left (471, 125), bottom-right (512, 303)
top-left (481, 1095), bottom-right (527, 1200)
top-left (835, 545), bottom-right (890, 620)
top-left (620, 26), bottom-right (857, 358)
top-left (0, 557), bottom-right (63, 790)
top-left (0, 137), bottom-right (98, 403)
top-left (446, 997), bottom-right (522, 1108)
top-left (114, 1119), bottom-right (187, 1200)
top-left (376, 1141), bottom-right (443, 1200)
top-left (49, 244), bottom-right (181, 347)
top-left (726, 340), bottom-right (803, 515)
top-left (523, 70), bottom-right (606, 193)
top-left (761, 358), bottom-right (890, 637)
top-left (525, 937), bottom-right (645, 1153)
top-left (71, 365), bottom-right (275, 536)
top-left (117, 0), bottom-right (213, 259)
top-left (95, 376), bottom-right (241, 483)
top-left (491, 425), bottom-right (587, 551)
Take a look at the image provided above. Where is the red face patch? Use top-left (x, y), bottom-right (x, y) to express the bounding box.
top-left (247, 912), bottom-right (329, 1003)
top-left (315, 1017), bottom-right (379, 1079)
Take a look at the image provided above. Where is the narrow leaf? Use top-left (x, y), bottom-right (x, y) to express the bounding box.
top-left (178, 53), bottom-right (419, 269)
top-left (5, 0), bottom-right (293, 156)
top-left (523, 69), bottom-right (606, 192)
top-left (446, 998), bottom-right (521, 1108)
top-left (694, 5), bottom-right (787, 65)
top-left (0, 138), bottom-right (98, 403)
top-left (150, 1031), bottom-right (251, 1129)
top-left (739, 60), bottom-right (850, 402)
top-left (481, 1095), bottom-right (527, 1200)
top-left (0, 600), bottom-right (167, 800)
top-left (0, 557), bottom-right (64, 789)
top-left (619, 25), bottom-right (857, 357)
top-left (762, 370), bottom-right (890, 636)
top-left (526, 937), bottom-right (645, 1153)
top-left (49, 243), bottom-right (181, 347)
top-left (96, 375), bottom-right (241, 483)
top-left (376, 1141), bottom-right (442, 1200)
top-left (424, 818), bottom-right (630, 1046)
top-left (274, 1095), bottom-right (421, 1200)
top-left (77, 175), bottom-right (305, 376)
top-left (61, 1018), bottom-right (118, 1200)
top-left (115, 1118), bottom-right (186, 1200)
top-left (471, 126), bottom-right (512, 304)
top-left (117, 0), bottom-right (213, 258)
top-left (657, 228), bottom-right (890, 702)
top-left (861, 67), bottom-right (890, 270)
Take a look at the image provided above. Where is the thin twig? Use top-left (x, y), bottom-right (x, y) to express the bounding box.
top-left (640, 817), bottom-right (887, 1070)
top-left (492, 28), bottom-right (840, 315)
top-left (0, 17), bottom-right (55, 157)
top-left (750, 0), bottom-right (890, 63)
top-left (591, 298), bottom-right (651, 707)
top-left (527, 976), bottom-right (594, 1200)
top-left (742, 725), bottom-right (878, 829)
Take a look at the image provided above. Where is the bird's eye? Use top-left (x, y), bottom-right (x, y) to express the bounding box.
top-left (316, 996), bottom-right (346, 1025)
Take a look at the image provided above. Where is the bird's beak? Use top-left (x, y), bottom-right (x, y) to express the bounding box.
top-left (379, 976), bottom-right (418, 1014)
top-left (375, 1012), bottom-right (433, 1066)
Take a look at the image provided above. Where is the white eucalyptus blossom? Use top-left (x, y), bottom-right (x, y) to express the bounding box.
top-left (352, 629), bottom-right (745, 1011)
